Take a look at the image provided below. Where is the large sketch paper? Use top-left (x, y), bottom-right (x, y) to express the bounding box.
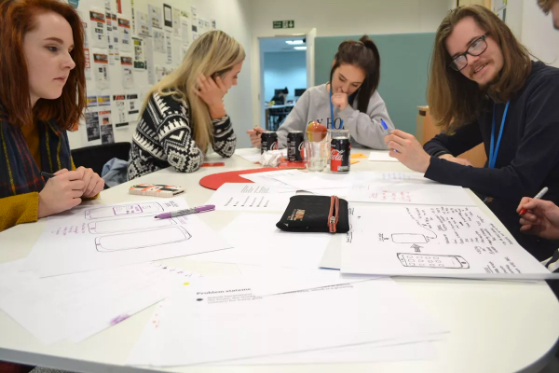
top-left (0, 261), bottom-right (198, 344)
top-left (127, 278), bottom-right (447, 366)
top-left (189, 213), bottom-right (331, 269)
top-left (347, 180), bottom-right (476, 206)
top-left (24, 198), bottom-right (231, 277)
top-left (341, 205), bottom-right (552, 279)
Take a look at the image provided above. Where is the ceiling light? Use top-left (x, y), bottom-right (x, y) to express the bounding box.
top-left (286, 40), bottom-right (304, 45)
top-left (294, 46), bottom-right (307, 50)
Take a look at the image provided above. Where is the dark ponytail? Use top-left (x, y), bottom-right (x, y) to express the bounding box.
top-left (329, 35), bottom-right (381, 113)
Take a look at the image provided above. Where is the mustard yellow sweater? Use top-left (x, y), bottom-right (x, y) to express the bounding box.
top-left (0, 124), bottom-right (77, 232)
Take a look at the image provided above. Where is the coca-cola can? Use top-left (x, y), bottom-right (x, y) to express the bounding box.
top-left (287, 131), bottom-right (304, 162)
top-left (260, 131), bottom-right (278, 154)
top-left (330, 137), bottom-right (351, 172)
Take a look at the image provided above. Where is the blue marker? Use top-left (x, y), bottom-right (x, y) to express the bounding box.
top-left (380, 118), bottom-right (399, 153)
top-left (380, 118), bottom-right (389, 131)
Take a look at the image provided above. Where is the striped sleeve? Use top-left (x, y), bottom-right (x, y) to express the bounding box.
top-left (212, 115), bottom-right (236, 157)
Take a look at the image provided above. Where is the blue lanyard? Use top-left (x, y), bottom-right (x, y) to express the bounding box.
top-left (329, 85), bottom-right (344, 130)
top-left (489, 101), bottom-right (510, 169)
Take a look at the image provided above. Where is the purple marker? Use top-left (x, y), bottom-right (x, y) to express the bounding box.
top-left (154, 204), bottom-right (215, 219)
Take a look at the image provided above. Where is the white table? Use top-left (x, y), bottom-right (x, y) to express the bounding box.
top-left (1, 148), bottom-right (558, 373)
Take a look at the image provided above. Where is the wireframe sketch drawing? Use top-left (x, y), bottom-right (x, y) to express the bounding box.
top-left (95, 226), bottom-right (192, 252)
top-left (88, 216), bottom-right (178, 234)
top-left (84, 202), bottom-right (164, 220)
top-left (397, 253), bottom-right (470, 269)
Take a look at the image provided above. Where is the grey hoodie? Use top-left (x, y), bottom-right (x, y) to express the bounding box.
top-left (277, 84), bottom-right (395, 149)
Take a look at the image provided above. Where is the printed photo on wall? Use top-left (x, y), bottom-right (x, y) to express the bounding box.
top-left (118, 18), bottom-right (131, 52)
top-left (121, 56), bottom-right (134, 89)
top-left (85, 112), bottom-right (100, 141)
top-left (93, 53), bottom-right (110, 90)
top-left (89, 10), bottom-right (107, 49)
top-left (133, 38), bottom-right (146, 70)
top-left (100, 123), bottom-right (115, 145)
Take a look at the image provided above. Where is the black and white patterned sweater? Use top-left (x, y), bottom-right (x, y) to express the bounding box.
top-left (128, 93), bottom-right (236, 180)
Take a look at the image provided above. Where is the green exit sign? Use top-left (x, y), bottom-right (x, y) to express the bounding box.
top-left (273, 20), bottom-right (295, 29)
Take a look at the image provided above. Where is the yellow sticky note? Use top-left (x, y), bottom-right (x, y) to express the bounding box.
top-left (350, 160), bottom-right (360, 165)
top-left (351, 153), bottom-right (367, 159)
top-left (183, 282), bottom-right (190, 286)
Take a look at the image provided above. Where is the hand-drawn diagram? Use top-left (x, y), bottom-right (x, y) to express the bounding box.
top-left (397, 253), bottom-right (470, 269)
top-left (88, 216), bottom-right (178, 234)
top-left (85, 202), bottom-right (164, 220)
top-left (95, 226), bottom-right (191, 252)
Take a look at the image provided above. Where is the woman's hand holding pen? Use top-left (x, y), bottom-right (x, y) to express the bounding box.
top-left (384, 130), bottom-right (430, 173)
top-left (331, 87), bottom-right (349, 111)
top-left (195, 74), bottom-right (226, 119)
top-left (517, 198), bottom-right (559, 240)
top-left (38, 169), bottom-right (85, 218)
top-left (247, 126), bottom-right (264, 148)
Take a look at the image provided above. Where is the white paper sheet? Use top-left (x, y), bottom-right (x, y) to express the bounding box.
top-left (341, 205), bottom-right (553, 279)
top-left (347, 180), bottom-right (476, 206)
top-left (237, 264), bottom-right (378, 296)
top-left (239, 169), bottom-right (301, 187)
top-left (24, 198), bottom-right (231, 277)
top-left (235, 148), bottom-right (288, 164)
top-left (206, 183), bottom-right (296, 212)
top-left (127, 278), bottom-right (447, 366)
top-left (0, 261), bottom-right (199, 344)
top-left (189, 213), bottom-right (332, 269)
top-left (368, 151), bottom-right (398, 162)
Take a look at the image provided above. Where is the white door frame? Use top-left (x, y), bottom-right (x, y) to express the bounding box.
top-left (250, 29), bottom-right (317, 129)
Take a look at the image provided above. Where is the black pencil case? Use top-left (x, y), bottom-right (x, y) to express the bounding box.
top-left (276, 195), bottom-right (349, 233)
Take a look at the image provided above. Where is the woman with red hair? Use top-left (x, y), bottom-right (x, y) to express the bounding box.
top-left (0, 0), bottom-right (104, 232)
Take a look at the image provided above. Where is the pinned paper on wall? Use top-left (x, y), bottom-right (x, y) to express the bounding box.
top-left (133, 37), bottom-right (146, 70)
top-left (149, 4), bottom-right (162, 31)
top-left (118, 18), bottom-right (131, 52)
top-left (163, 4), bottom-right (172, 28)
top-left (121, 56), bottom-right (134, 89)
top-left (165, 30), bottom-right (173, 64)
top-left (136, 11), bottom-right (150, 37)
top-left (85, 112), bottom-right (100, 142)
top-left (84, 48), bottom-right (91, 80)
top-left (93, 53), bottom-right (110, 90)
top-left (99, 111), bottom-right (114, 144)
top-left (181, 16), bottom-right (190, 47)
top-left (97, 95), bottom-right (111, 107)
top-left (154, 30), bottom-right (165, 53)
top-left (145, 37), bottom-right (155, 85)
top-left (86, 96), bottom-right (98, 108)
top-left (191, 7), bottom-right (198, 40)
top-left (89, 10), bottom-right (107, 49)
top-left (127, 94), bottom-right (140, 120)
top-left (110, 13), bottom-right (119, 52)
top-left (113, 95), bottom-right (127, 124)
top-left (172, 8), bottom-right (181, 38)
top-left (211, 19), bottom-right (216, 29)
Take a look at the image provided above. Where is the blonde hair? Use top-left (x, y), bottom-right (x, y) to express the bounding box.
top-left (142, 30), bottom-right (245, 152)
top-left (427, 5), bottom-right (531, 131)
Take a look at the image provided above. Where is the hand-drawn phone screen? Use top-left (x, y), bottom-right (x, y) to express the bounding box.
top-left (397, 253), bottom-right (469, 269)
top-left (88, 216), bottom-right (177, 234)
top-left (391, 233), bottom-right (428, 244)
top-left (95, 226), bottom-right (191, 252)
top-left (85, 202), bottom-right (164, 219)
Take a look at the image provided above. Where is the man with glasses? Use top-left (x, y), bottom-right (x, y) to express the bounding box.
top-left (384, 5), bottom-right (559, 261)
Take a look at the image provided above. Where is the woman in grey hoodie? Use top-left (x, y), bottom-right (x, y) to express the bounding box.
top-left (248, 35), bottom-right (395, 149)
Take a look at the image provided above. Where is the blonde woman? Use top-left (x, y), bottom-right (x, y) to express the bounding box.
top-left (128, 30), bottom-right (244, 179)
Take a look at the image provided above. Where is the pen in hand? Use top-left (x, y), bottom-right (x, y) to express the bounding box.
top-left (381, 119), bottom-right (399, 153)
top-left (519, 186), bottom-right (549, 215)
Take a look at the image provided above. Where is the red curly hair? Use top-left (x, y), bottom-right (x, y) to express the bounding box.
top-left (0, 0), bottom-right (86, 130)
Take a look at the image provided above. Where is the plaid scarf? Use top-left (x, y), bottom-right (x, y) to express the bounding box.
top-left (0, 105), bottom-right (72, 198)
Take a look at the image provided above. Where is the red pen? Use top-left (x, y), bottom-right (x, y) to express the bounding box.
top-left (519, 186), bottom-right (549, 215)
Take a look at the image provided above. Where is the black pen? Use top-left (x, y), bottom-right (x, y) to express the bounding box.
top-left (40, 171), bottom-right (55, 180)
